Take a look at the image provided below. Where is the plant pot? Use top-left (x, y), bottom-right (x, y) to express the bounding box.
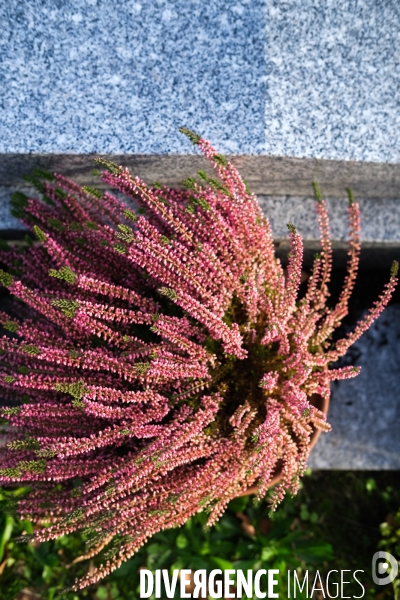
top-left (237, 392), bottom-right (330, 497)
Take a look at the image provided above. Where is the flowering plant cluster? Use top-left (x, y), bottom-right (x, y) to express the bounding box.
top-left (0, 129), bottom-right (397, 590)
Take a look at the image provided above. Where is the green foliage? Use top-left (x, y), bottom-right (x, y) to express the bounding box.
top-left (346, 187), bottom-right (355, 205)
top-left (51, 299), bottom-right (80, 319)
top-left (24, 234), bottom-right (35, 247)
top-left (33, 225), bottom-right (47, 243)
top-left (179, 127), bottom-right (201, 145)
top-left (55, 188), bottom-right (68, 200)
top-left (94, 157), bottom-right (121, 176)
top-left (133, 362), bottom-right (151, 376)
top-left (85, 220), bottom-right (99, 230)
top-left (82, 186), bottom-right (103, 199)
top-left (0, 472), bottom-right (397, 599)
top-left (243, 179), bottom-right (252, 195)
top-left (23, 174), bottom-right (46, 194)
top-left (213, 153), bottom-right (229, 167)
top-left (4, 320), bottom-right (19, 333)
top-left (22, 345), bottom-right (40, 356)
top-left (0, 238), bottom-right (10, 251)
top-left (380, 508), bottom-right (400, 600)
top-left (0, 270), bottom-right (14, 289)
top-left (312, 181), bottom-right (323, 204)
top-left (49, 266), bottom-right (77, 285)
top-left (113, 243), bottom-right (127, 254)
top-left (48, 218), bottom-right (65, 231)
top-left (117, 224), bottom-right (135, 244)
top-left (181, 177), bottom-right (197, 192)
top-left (10, 191), bottom-right (29, 217)
top-left (2, 407), bottom-right (20, 416)
top-left (53, 380), bottom-right (88, 401)
top-left (8, 438), bottom-right (40, 451)
top-left (17, 459), bottom-right (46, 475)
top-left (123, 209), bottom-right (138, 223)
top-left (158, 287), bottom-right (177, 301)
top-left (32, 168), bottom-right (55, 182)
top-left (68, 222), bottom-right (83, 232)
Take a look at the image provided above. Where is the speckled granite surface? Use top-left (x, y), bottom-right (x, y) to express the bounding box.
top-left (258, 196), bottom-right (400, 242)
top-left (1, 186), bottom-right (399, 246)
top-left (1, 0), bottom-right (399, 160)
top-left (309, 304), bottom-right (400, 469)
top-left (0, 0), bottom-right (266, 155)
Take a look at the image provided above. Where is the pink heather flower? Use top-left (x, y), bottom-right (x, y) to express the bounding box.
top-left (0, 128), bottom-right (398, 590)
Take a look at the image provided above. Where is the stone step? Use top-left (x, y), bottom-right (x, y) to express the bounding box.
top-left (1, 156), bottom-right (399, 268)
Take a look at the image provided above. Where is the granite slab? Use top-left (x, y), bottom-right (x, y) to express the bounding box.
top-left (309, 303), bottom-right (400, 469)
top-left (1, 183), bottom-right (399, 245)
top-left (1, 0), bottom-right (399, 161)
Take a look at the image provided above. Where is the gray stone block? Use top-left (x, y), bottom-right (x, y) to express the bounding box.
top-left (309, 304), bottom-right (400, 469)
top-left (1, 0), bottom-right (399, 160)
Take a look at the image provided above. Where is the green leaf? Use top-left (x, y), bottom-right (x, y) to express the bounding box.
top-left (227, 496), bottom-right (249, 513)
top-left (123, 209), bottom-right (138, 223)
top-left (10, 191), bottom-right (28, 209)
top-left (51, 299), bottom-right (80, 318)
top-left (32, 168), bottom-right (55, 182)
top-left (312, 181), bottom-right (323, 204)
top-left (113, 243), bottom-right (127, 254)
top-left (179, 127), bottom-right (201, 145)
top-left (176, 534), bottom-right (188, 549)
top-left (0, 515), bottom-right (14, 562)
top-left (158, 287), bottom-right (177, 301)
top-left (48, 266), bottom-right (76, 285)
top-left (346, 187), bottom-right (354, 205)
top-left (0, 270), bottom-right (14, 288)
top-left (48, 218), bottom-right (64, 231)
top-left (4, 320), bottom-right (19, 333)
top-left (54, 380), bottom-right (88, 401)
top-left (22, 345), bottom-right (40, 356)
top-left (82, 186), bottom-right (103, 199)
top-left (85, 220), bottom-right (99, 230)
top-left (95, 586), bottom-right (108, 600)
top-left (213, 153), bottom-right (229, 167)
top-left (94, 157), bottom-right (121, 175)
top-left (209, 556), bottom-right (235, 571)
top-left (33, 225), bottom-right (47, 242)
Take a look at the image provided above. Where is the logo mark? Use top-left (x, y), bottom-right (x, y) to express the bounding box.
top-left (372, 551), bottom-right (398, 586)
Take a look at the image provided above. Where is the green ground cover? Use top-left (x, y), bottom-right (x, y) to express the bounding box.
top-left (0, 471), bottom-right (399, 600)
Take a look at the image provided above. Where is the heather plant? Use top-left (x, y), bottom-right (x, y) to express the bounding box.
top-left (0, 128), bottom-right (397, 591)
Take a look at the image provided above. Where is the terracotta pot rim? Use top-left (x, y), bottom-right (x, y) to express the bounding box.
top-left (238, 392), bottom-right (330, 497)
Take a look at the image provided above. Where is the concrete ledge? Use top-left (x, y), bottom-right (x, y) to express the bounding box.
top-left (1, 157), bottom-right (399, 270)
top-left (1, 154), bottom-right (400, 198)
